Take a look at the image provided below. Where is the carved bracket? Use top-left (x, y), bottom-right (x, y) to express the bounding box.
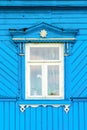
top-left (64, 42), bottom-right (73, 56)
top-left (19, 104), bottom-right (70, 113)
top-left (64, 105), bottom-right (70, 113)
top-left (19, 42), bottom-right (25, 56)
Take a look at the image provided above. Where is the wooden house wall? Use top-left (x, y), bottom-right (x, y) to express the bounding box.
top-left (0, 8), bottom-right (87, 98)
top-left (0, 7), bottom-right (87, 130)
top-left (0, 101), bottom-right (87, 130)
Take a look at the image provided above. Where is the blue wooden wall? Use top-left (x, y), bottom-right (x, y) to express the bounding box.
top-left (0, 102), bottom-right (87, 130)
top-left (0, 41), bottom-right (19, 98)
top-left (0, 1), bottom-right (87, 130)
top-left (0, 8), bottom-right (87, 98)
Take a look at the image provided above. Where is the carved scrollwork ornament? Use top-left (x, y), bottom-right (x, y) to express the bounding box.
top-left (19, 104), bottom-right (70, 113)
top-left (64, 105), bottom-right (70, 113)
top-left (19, 105), bottom-right (26, 112)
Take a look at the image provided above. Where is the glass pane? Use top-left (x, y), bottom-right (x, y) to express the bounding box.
top-left (48, 65), bottom-right (59, 96)
top-left (30, 47), bottom-right (59, 60)
top-left (30, 66), bottom-right (42, 96)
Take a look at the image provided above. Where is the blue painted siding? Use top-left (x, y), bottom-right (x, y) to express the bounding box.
top-left (71, 41), bottom-right (87, 97)
top-left (0, 101), bottom-right (86, 130)
top-left (0, 1), bottom-right (87, 7)
top-left (0, 3), bottom-right (87, 130)
top-left (0, 8), bottom-right (87, 98)
top-left (1, 10), bottom-right (87, 40)
top-left (0, 40), bottom-right (20, 98)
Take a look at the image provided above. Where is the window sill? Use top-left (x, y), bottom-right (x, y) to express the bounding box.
top-left (17, 99), bottom-right (71, 104)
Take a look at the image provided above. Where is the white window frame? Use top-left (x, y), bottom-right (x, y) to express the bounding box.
top-left (25, 43), bottom-right (64, 99)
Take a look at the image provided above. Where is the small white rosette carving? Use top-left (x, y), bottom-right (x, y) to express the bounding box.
top-left (40, 29), bottom-right (47, 38)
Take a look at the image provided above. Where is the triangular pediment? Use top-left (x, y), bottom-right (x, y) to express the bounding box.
top-left (10, 22), bottom-right (78, 42)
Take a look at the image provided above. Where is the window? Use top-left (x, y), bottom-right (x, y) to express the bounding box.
top-left (25, 43), bottom-right (64, 99)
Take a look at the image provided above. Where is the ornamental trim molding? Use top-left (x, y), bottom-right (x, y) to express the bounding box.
top-left (12, 37), bottom-right (76, 41)
top-left (19, 104), bottom-right (70, 113)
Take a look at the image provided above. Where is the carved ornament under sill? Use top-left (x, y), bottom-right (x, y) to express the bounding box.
top-left (19, 104), bottom-right (70, 113)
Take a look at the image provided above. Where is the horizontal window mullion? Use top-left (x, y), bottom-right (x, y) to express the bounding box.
top-left (27, 63), bottom-right (62, 66)
top-left (27, 61), bottom-right (62, 63)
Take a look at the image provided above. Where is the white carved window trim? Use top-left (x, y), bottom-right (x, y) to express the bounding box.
top-left (19, 104), bottom-right (70, 113)
top-left (25, 43), bottom-right (64, 99)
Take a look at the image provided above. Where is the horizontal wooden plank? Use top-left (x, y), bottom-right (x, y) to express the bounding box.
top-left (1, 12), bottom-right (87, 19)
top-left (1, 9), bottom-right (87, 15)
top-left (1, 18), bottom-right (87, 24)
top-left (0, 1), bottom-right (87, 7)
top-left (1, 17), bottom-right (87, 24)
top-left (1, 23), bottom-right (87, 30)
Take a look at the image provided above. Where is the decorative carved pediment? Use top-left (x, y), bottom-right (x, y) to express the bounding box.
top-left (10, 22), bottom-right (78, 43)
top-left (9, 22), bottom-right (78, 56)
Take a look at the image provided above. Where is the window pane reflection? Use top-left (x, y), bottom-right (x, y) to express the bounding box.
top-left (48, 65), bottom-right (59, 96)
top-left (30, 66), bottom-right (42, 96)
top-left (30, 47), bottom-right (59, 60)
